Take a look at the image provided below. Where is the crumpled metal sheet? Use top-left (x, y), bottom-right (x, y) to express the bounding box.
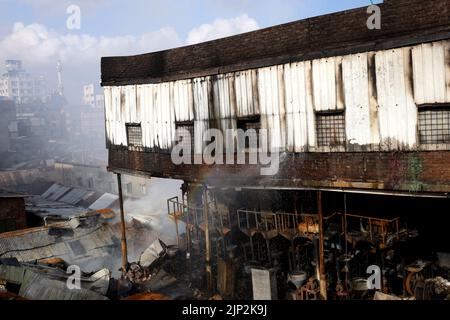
top-left (139, 239), bottom-right (166, 268)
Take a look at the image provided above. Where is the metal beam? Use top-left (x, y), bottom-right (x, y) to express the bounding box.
top-left (116, 173), bottom-right (128, 276)
top-left (317, 190), bottom-right (327, 300)
top-left (203, 186), bottom-right (213, 295)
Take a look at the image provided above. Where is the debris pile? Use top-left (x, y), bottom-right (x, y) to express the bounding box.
top-left (124, 263), bottom-right (152, 284)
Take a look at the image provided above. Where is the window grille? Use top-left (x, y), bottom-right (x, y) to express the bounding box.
top-left (126, 123), bottom-right (143, 147)
top-left (175, 122), bottom-right (195, 153)
top-left (315, 113), bottom-right (346, 147)
top-left (418, 107), bottom-right (450, 145)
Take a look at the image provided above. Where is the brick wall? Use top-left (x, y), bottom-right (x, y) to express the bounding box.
top-left (0, 197), bottom-right (27, 233)
top-left (102, 0), bottom-right (450, 85)
top-left (108, 148), bottom-right (450, 193)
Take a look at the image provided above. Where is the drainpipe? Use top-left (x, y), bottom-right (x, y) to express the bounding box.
top-left (117, 173), bottom-right (128, 276)
top-left (203, 185), bottom-right (212, 294)
top-left (317, 190), bottom-right (327, 300)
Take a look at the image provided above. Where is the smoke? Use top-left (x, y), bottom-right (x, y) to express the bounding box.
top-left (123, 177), bottom-right (184, 247)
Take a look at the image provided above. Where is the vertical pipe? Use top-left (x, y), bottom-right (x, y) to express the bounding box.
top-left (174, 201), bottom-right (180, 247)
top-left (317, 190), bottom-right (327, 300)
top-left (203, 186), bottom-right (212, 294)
top-left (116, 173), bottom-right (128, 276)
top-left (183, 187), bottom-right (191, 256)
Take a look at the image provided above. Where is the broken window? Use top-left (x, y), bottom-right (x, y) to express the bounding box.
top-left (237, 116), bottom-right (261, 150)
top-left (175, 121), bottom-right (194, 154)
top-left (418, 106), bottom-right (450, 145)
top-left (126, 123), bottom-right (143, 148)
top-left (315, 112), bottom-right (346, 148)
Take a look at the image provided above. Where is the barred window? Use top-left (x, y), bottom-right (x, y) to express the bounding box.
top-left (237, 116), bottom-right (261, 150)
top-left (418, 107), bottom-right (450, 145)
top-left (315, 112), bottom-right (346, 147)
top-left (175, 122), bottom-right (194, 153)
top-left (126, 123), bottom-right (143, 147)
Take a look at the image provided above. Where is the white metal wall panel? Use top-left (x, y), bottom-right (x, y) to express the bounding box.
top-left (103, 86), bottom-right (113, 145)
top-left (154, 83), bottom-right (175, 149)
top-left (193, 78), bottom-right (210, 153)
top-left (235, 69), bottom-right (260, 117)
top-left (375, 48), bottom-right (417, 150)
top-left (122, 85), bottom-right (138, 124)
top-left (258, 65), bottom-right (286, 151)
top-left (412, 41), bottom-right (448, 105)
top-left (212, 74), bottom-right (237, 132)
top-left (342, 53), bottom-right (372, 146)
top-left (103, 40), bottom-right (450, 153)
top-left (283, 61), bottom-right (315, 152)
top-left (312, 57), bottom-right (341, 112)
top-left (173, 80), bottom-right (194, 122)
top-left (137, 84), bottom-right (155, 148)
top-left (108, 86), bottom-right (127, 146)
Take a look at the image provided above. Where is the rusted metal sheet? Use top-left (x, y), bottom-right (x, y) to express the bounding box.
top-left (412, 41), bottom-right (449, 105)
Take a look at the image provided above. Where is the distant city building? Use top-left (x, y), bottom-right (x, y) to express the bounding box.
top-left (95, 94), bottom-right (105, 108)
top-left (0, 99), bottom-right (17, 154)
top-left (0, 60), bottom-right (47, 104)
top-left (83, 83), bottom-right (104, 108)
top-left (83, 84), bottom-right (95, 106)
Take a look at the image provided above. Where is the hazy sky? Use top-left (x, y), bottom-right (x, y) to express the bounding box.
top-left (0, 0), bottom-right (382, 103)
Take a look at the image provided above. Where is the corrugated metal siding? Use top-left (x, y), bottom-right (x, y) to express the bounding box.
top-left (104, 40), bottom-right (450, 153)
top-left (283, 61), bottom-right (315, 152)
top-left (193, 78), bottom-right (210, 154)
top-left (312, 57), bottom-right (344, 112)
top-left (235, 69), bottom-right (260, 117)
top-left (375, 48), bottom-right (417, 150)
top-left (136, 83), bottom-right (175, 150)
top-left (342, 53), bottom-right (372, 146)
top-left (212, 73), bottom-right (237, 132)
top-left (412, 41), bottom-right (450, 105)
top-left (173, 79), bottom-right (194, 122)
top-left (258, 65), bottom-right (286, 151)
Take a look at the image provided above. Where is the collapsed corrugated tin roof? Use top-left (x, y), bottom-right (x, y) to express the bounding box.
top-left (0, 189), bottom-right (26, 198)
top-left (89, 193), bottom-right (119, 211)
top-left (25, 195), bottom-right (87, 218)
top-left (0, 216), bottom-right (121, 273)
top-left (0, 264), bottom-right (109, 300)
top-left (33, 183), bottom-right (115, 218)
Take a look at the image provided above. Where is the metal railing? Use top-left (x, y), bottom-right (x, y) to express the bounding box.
top-left (236, 209), bottom-right (319, 238)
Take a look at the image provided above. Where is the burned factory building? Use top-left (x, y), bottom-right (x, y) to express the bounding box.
top-left (98, 0), bottom-right (450, 301)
